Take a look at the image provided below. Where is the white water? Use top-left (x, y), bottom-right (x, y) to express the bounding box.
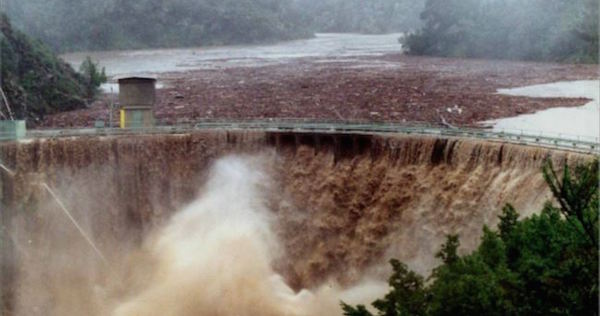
top-left (61, 33), bottom-right (404, 77)
top-left (488, 80), bottom-right (600, 142)
top-left (112, 156), bottom-right (386, 315)
top-left (10, 155), bottom-right (386, 315)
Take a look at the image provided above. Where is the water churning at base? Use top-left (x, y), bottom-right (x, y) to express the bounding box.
top-left (115, 156), bottom-right (320, 315)
top-left (4, 132), bottom-right (582, 315)
top-left (116, 155), bottom-right (385, 315)
top-left (10, 155), bottom-right (383, 315)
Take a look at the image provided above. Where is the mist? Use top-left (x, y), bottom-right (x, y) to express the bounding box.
top-left (2, 0), bottom-right (424, 53)
top-left (0, 0), bottom-right (597, 314)
top-left (404, 0), bottom-right (599, 63)
top-left (8, 155), bottom-right (387, 316)
top-left (2, 0), bottom-right (313, 52)
top-left (292, 0), bottom-right (425, 34)
top-left (3, 0), bottom-right (596, 63)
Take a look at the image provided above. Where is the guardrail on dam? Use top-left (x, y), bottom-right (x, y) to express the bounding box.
top-left (1, 120), bottom-right (598, 154)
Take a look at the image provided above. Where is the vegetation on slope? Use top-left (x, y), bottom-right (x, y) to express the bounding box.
top-left (405, 0), bottom-right (599, 63)
top-left (5, 0), bottom-right (597, 65)
top-left (343, 158), bottom-right (599, 315)
top-left (4, 0), bottom-right (424, 53)
top-left (3, 0), bottom-right (313, 52)
top-left (0, 14), bottom-right (104, 122)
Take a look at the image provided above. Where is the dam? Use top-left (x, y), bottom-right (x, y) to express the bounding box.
top-left (0, 129), bottom-right (592, 315)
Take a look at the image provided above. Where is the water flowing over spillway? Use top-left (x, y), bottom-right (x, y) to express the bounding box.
top-left (112, 156), bottom-right (385, 315)
top-left (0, 131), bottom-right (592, 315)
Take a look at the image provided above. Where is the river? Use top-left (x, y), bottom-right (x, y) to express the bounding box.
top-left (61, 33), bottom-right (598, 141)
top-left (61, 33), bottom-right (405, 77)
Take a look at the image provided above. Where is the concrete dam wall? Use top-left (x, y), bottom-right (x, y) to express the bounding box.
top-left (0, 131), bottom-right (591, 315)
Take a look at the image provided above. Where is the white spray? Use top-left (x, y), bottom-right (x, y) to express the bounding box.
top-left (7, 156), bottom-right (386, 315)
top-left (111, 155), bottom-right (386, 316)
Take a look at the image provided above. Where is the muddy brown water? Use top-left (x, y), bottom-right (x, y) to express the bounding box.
top-left (61, 33), bottom-right (405, 77)
top-left (0, 131), bottom-right (592, 315)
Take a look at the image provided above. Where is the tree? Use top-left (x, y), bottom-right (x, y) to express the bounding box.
top-left (543, 159), bottom-right (599, 247)
top-left (342, 303), bottom-right (372, 316)
top-left (342, 259), bottom-right (427, 316)
top-left (405, 0), bottom-right (599, 63)
top-left (3, 0), bottom-right (314, 52)
top-left (498, 204), bottom-right (518, 241)
top-left (435, 234), bottom-right (459, 265)
top-left (79, 56), bottom-right (107, 101)
top-left (0, 14), bottom-right (89, 121)
top-left (342, 159), bottom-right (599, 315)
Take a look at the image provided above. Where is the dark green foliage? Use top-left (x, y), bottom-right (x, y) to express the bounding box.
top-left (4, 0), bottom-right (425, 52)
top-left (434, 234), bottom-right (459, 265)
top-left (344, 159), bottom-right (599, 315)
top-left (295, 0), bottom-right (425, 34)
top-left (504, 204), bottom-right (598, 315)
top-left (374, 259), bottom-right (427, 316)
top-left (342, 259), bottom-right (427, 316)
top-left (0, 14), bottom-right (92, 122)
top-left (342, 303), bottom-right (372, 316)
top-left (428, 229), bottom-right (515, 315)
top-left (4, 0), bottom-right (313, 52)
top-left (543, 159), bottom-right (599, 247)
top-left (405, 0), bottom-right (599, 63)
top-left (79, 57), bottom-right (107, 101)
top-left (498, 204), bottom-right (518, 241)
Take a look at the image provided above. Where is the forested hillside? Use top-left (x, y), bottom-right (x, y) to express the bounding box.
top-left (294, 0), bottom-right (425, 34)
top-left (4, 0), bottom-right (596, 63)
top-left (0, 15), bottom-right (98, 122)
top-left (405, 0), bottom-right (599, 63)
top-left (3, 0), bottom-right (313, 52)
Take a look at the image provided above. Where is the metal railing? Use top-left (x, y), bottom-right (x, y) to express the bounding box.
top-left (5, 120), bottom-right (598, 154)
top-left (0, 131), bottom-right (23, 141)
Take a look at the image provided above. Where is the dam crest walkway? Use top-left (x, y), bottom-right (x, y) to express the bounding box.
top-left (2, 120), bottom-right (599, 154)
